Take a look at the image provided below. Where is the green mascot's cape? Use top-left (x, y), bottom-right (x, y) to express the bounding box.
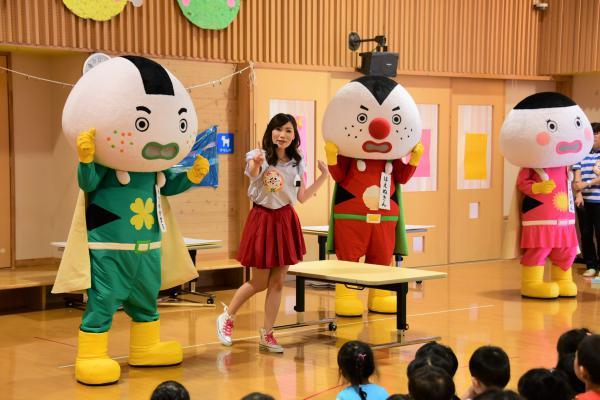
top-left (326, 183), bottom-right (408, 256)
top-left (52, 190), bottom-right (198, 294)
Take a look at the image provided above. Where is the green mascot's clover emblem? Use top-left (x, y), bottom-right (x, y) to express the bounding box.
top-left (176, 0), bottom-right (241, 30)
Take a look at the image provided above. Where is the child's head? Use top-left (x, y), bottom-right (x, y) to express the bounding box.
top-left (240, 393), bottom-right (275, 400)
top-left (262, 113), bottom-right (301, 166)
top-left (150, 381), bottom-right (190, 400)
top-left (473, 389), bottom-right (523, 400)
top-left (517, 368), bottom-right (573, 400)
top-left (415, 342), bottom-right (459, 377)
top-left (407, 353), bottom-right (454, 379)
top-left (408, 365), bottom-right (455, 400)
top-left (337, 341), bottom-right (376, 393)
top-left (556, 328), bottom-right (591, 358)
top-left (575, 334), bottom-right (600, 388)
top-left (469, 346), bottom-right (511, 393)
top-left (593, 123), bottom-right (600, 149)
top-left (555, 352), bottom-right (585, 394)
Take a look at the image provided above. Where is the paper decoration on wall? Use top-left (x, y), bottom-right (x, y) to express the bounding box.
top-left (269, 99), bottom-right (316, 185)
top-left (173, 125), bottom-right (219, 187)
top-left (464, 133), bottom-right (488, 180)
top-left (82, 53), bottom-right (111, 74)
top-left (176, 0), bottom-right (241, 30)
top-left (63, 0), bottom-right (142, 21)
top-left (404, 104), bottom-right (439, 192)
top-left (457, 105), bottom-right (492, 190)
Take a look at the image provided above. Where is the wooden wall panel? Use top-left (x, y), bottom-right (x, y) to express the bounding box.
top-left (539, 0), bottom-right (600, 75)
top-left (0, 0), bottom-right (545, 78)
top-left (0, 55), bottom-right (12, 268)
top-left (157, 59), bottom-right (243, 259)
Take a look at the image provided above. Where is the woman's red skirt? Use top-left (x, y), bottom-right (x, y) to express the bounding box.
top-left (236, 204), bottom-right (306, 268)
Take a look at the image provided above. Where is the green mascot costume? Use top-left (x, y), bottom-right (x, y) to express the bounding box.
top-left (53, 54), bottom-right (209, 385)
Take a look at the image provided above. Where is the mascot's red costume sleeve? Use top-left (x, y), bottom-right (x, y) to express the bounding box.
top-left (322, 75), bottom-right (423, 316)
top-left (500, 92), bottom-right (592, 299)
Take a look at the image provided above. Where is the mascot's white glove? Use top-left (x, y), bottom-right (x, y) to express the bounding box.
top-left (76, 128), bottom-right (96, 164)
top-left (187, 155), bottom-right (210, 184)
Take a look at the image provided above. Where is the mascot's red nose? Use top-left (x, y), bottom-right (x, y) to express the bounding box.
top-left (368, 117), bottom-right (391, 140)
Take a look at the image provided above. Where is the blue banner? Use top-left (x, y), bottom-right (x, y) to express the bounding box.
top-left (172, 125), bottom-right (219, 187)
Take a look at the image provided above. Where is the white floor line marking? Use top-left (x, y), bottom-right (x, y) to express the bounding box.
top-left (57, 304), bottom-right (494, 368)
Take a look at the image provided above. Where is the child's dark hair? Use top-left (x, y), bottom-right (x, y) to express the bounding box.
top-left (469, 346), bottom-right (511, 389)
top-left (338, 340), bottom-right (376, 400)
top-left (555, 352), bottom-right (585, 394)
top-left (407, 353), bottom-right (453, 379)
top-left (592, 122), bottom-right (600, 134)
top-left (408, 365), bottom-right (455, 400)
top-left (577, 334), bottom-right (600, 385)
top-left (262, 113), bottom-right (302, 166)
top-left (415, 342), bottom-right (459, 376)
top-left (473, 389), bottom-right (523, 400)
top-left (150, 381), bottom-right (190, 400)
top-left (240, 393), bottom-right (275, 400)
top-left (556, 328), bottom-right (591, 358)
top-left (517, 368), bottom-right (573, 400)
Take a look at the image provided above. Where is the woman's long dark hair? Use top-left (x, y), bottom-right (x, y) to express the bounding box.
top-left (338, 341), bottom-right (376, 400)
top-left (262, 113), bottom-right (302, 166)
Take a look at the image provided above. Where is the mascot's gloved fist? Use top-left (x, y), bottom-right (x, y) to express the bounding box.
top-left (532, 180), bottom-right (556, 194)
top-left (408, 142), bottom-right (424, 167)
top-left (76, 128), bottom-right (96, 164)
top-left (324, 141), bottom-right (339, 166)
top-left (187, 155), bottom-right (210, 184)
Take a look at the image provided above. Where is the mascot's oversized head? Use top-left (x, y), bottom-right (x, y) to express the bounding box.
top-left (62, 54), bottom-right (197, 172)
top-left (322, 75), bottom-right (421, 160)
top-left (500, 92), bottom-right (592, 168)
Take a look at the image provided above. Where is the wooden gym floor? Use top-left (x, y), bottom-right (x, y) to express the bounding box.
top-left (1, 259), bottom-right (599, 400)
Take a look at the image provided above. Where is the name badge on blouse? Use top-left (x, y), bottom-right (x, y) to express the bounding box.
top-left (379, 172), bottom-right (391, 210)
top-left (567, 175), bottom-right (575, 213)
top-left (155, 185), bottom-right (167, 233)
top-left (294, 174), bottom-right (301, 188)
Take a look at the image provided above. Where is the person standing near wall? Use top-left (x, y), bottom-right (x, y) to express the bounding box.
top-left (572, 122), bottom-right (600, 277)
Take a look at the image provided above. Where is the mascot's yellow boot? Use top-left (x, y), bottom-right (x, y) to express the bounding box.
top-left (335, 284), bottom-right (364, 317)
top-left (368, 289), bottom-right (397, 314)
top-left (129, 320), bottom-right (182, 367)
top-left (75, 330), bottom-right (120, 385)
top-left (521, 265), bottom-right (559, 299)
top-left (550, 265), bottom-right (578, 297)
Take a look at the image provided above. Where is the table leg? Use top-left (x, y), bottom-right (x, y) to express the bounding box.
top-left (318, 236), bottom-right (327, 261)
top-left (159, 249), bottom-right (216, 306)
top-left (395, 253), bottom-right (403, 267)
top-left (274, 277), bottom-right (336, 331)
top-left (370, 282), bottom-right (439, 349)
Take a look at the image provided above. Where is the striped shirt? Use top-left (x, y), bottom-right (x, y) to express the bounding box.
top-left (572, 150), bottom-right (600, 203)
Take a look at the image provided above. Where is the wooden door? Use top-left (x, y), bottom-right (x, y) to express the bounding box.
top-left (449, 79), bottom-right (504, 263)
top-left (400, 76), bottom-right (452, 267)
top-left (0, 55), bottom-right (12, 269)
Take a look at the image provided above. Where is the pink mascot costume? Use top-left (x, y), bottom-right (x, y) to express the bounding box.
top-left (500, 92), bottom-right (592, 299)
